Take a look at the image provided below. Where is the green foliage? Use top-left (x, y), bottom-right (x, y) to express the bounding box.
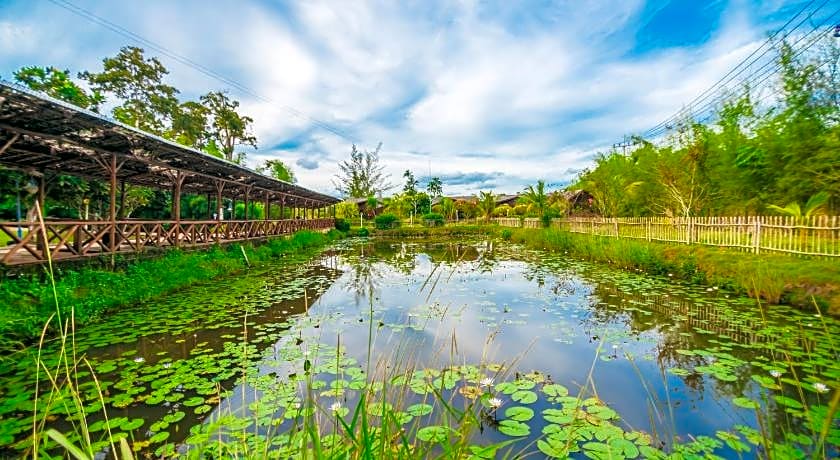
top-left (334, 218), bottom-right (351, 232)
top-left (374, 213), bottom-right (400, 230)
top-left (421, 212), bottom-right (444, 227)
top-left (576, 37), bottom-right (839, 216)
top-left (13, 66), bottom-right (103, 110)
top-left (335, 200), bottom-right (360, 220)
top-left (426, 176), bottom-right (443, 198)
top-left (477, 191), bottom-right (495, 222)
top-left (333, 143), bottom-right (391, 198)
top-left (80, 46), bottom-right (179, 135)
top-left (258, 159), bottom-right (297, 183)
top-left (200, 91), bottom-right (257, 164)
top-left (767, 191), bottom-right (830, 218)
top-left (356, 227), bottom-right (370, 237)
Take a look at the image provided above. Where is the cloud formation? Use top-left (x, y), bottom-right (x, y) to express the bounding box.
top-left (0, 0), bottom-right (812, 195)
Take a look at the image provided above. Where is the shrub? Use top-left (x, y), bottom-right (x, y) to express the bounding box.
top-left (422, 212), bottom-right (444, 227)
top-left (334, 218), bottom-right (350, 232)
top-left (356, 227), bottom-right (370, 237)
top-left (374, 213), bottom-right (400, 230)
top-left (500, 228), bottom-right (513, 240)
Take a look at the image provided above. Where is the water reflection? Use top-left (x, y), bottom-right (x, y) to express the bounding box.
top-left (1, 238), bottom-right (836, 457)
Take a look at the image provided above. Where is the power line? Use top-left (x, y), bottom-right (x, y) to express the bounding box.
top-left (45, 0), bottom-right (360, 144)
top-left (638, 0), bottom-right (836, 141)
top-left (651, 7), bottom-right (840, 140)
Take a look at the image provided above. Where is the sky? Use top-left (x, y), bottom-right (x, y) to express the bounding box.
top-left (0, 0), bottom-right (824, 196)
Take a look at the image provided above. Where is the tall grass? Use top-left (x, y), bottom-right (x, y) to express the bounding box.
top-left (501, 227), bottom-right (840, 313)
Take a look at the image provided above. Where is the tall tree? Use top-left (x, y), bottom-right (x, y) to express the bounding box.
top-left (477, 191), bottom-right (496, 223)
top-left (519, 180), bottom-right (549, 218)
top-left (333, 143), bottom-right (392, 198)
top-left (426, 176), bottom-right (443, 213)
top-left (403, 170), bottom-right (419, 220)
top-left (13, 66), bottom-right (103, 110)
top-left (426, 177), bottom-right (443, 197)
top-left (258, 159), bottom-right (297, 183)
top-left (80, 46), bottom-right (179, 134)
top-left (200, 91), bottom-right (257, 164)
top-left (168, 101), bottom-right (209, 149)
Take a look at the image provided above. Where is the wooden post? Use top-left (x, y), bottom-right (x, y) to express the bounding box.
top-left (264, 194), bottom-right (270, 221)
top-left (215, 181), bottom-right (225, 221)
top-left (243, 186), bottom-right (251, 221)
top-left (172, 171), bottom-right (185, 248)
top-left (279, 195), bottom-right (285, 219)
top-left (118, 181), bottom-right (126, 219)
top-left (108, 155), bottom-right (118, 253)
top-left (207, 193), bottom-right (212, 219)
top-left (753, 217), bottom-right (761, 254)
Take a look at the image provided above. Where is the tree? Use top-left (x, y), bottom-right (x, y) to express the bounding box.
top-left (426, 177), bottom-right (443, 198)
top-left (200, 91), bottom-right (257, 164)
top-left (403, 170), bottom-right (419, 223)
top-left (168, 101), bottom-right (208, 149)
top-left (13, 66), bottom-right (103, 110)
top-left (767, 191), bottom-right (830, 219)
top-left (519, 180), bottom-right (549, 218)
top-left (333, 143), bottom-right (392, 198)
top-left (426, 176), bottom-right (443, 213)
top-left (476, 191), bottom-right (496, 223)
top-left (438, 197), bottom-right (456, 220)
top-left (258, 159), bottom-right (297, 183)
top-left (80, 46), bottom-right (179, 134)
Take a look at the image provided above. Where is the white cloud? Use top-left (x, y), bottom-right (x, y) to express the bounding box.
top-left (0, 0), bottom-right (785, 196)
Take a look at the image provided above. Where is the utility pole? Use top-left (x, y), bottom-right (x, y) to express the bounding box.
top-left (613, 135), bottom-right (641, 155)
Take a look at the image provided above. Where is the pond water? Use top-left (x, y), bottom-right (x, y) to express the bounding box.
top-left (0, 237), bottom-right (837, 458)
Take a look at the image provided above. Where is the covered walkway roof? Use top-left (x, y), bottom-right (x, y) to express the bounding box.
top-left (0, 80), bottom-right (339, 207)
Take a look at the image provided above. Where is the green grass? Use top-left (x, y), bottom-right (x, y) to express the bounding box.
top-left (503, 227), bottom-right (840, 314)
top-left (0, 229), bottom-right (345, 348)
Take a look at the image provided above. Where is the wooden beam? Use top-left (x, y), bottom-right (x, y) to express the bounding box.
top-left (0, 133), bottom-right (20, 155)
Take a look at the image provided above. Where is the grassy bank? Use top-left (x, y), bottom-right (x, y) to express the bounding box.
top-left (503, 227), bottom-right (840, 313)
top-left (0, 229), bottom-right (344, 347)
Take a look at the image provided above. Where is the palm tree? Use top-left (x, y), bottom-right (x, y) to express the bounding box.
top-left (477, 191), bottom-right (496, 223)
top-left (519, 180), bottom-right (549, 218)
top-left (767, 191), bottom-right (830, 247)
top-left (439, 197), bottom-right (456, 221)
top-left (767, 192), bottom-right (829, 219)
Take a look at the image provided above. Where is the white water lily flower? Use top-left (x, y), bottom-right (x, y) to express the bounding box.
top-left (133, 357), bottom-right (145, 363)
top-left (480, 377), bottom-right (495, 387)
top-left (488, 397), bottom-right (503, 409)
top-left (163, 362), bottom-right (172, 369)
top-left (814, 382), bottom-right (829, 393)
top-left (769, 370), bottom-right (782, 378)
top-left (329, 402), bottom-right (343, 413)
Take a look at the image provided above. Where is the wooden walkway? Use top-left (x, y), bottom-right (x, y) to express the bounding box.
top-left (0, 218), bottom-right (334, 266)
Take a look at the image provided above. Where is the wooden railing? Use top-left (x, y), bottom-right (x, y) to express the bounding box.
top-left (0, 218), bottom-right (335, 266)
top-left (494, 216), bottom-right (840, 258)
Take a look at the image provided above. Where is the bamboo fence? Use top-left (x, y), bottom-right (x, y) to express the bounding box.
top-left (494, 216), bottom-right (840, 258)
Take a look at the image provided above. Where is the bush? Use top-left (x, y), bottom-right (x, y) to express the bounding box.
top-left (374, 213), bottom-right (400, 230)
top-left (334, 218), bottom-right (350, 232)
top-left (356, 227), bottom-right (370, 237)
top-left (422, 212), bottom-right (444, 227)
top-left (500, 228), bottom-right (513, 240)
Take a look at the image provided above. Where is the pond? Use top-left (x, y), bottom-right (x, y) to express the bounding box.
top-left (0, 237), bottom-right (837, 458)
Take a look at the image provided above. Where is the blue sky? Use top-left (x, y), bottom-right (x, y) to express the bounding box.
top-left (0, 0), bottom-right (821, 195)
